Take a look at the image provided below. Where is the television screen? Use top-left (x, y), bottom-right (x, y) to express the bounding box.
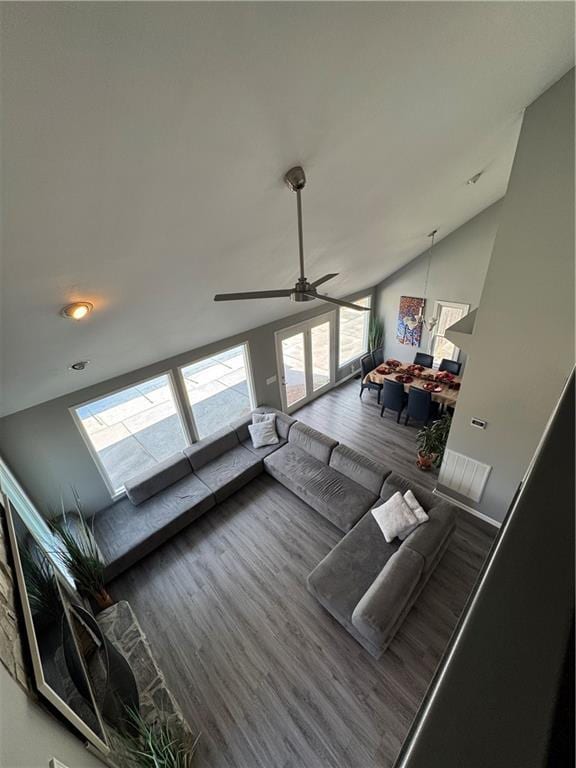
top-left (6, 501), bottom-right (109, 754)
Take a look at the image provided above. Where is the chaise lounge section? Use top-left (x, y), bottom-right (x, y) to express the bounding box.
top-left (307, 473), bottom-right (457, 657)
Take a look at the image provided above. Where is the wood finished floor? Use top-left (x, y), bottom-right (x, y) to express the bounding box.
top-left (112, 380), bottom-right (496, 768)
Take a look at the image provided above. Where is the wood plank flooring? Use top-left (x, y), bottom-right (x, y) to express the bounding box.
top-left (112, 380), bottom-right (497, 768)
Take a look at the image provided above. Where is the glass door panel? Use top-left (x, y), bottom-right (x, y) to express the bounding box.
top-left (311, 321), bottom-right (331, 391)
top-left (281, 332), bottom-right (307, 408)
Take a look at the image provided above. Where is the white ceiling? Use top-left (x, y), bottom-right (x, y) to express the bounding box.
top-left (0, 2), bottom-right (573, 416)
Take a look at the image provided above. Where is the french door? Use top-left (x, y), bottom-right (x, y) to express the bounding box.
top-left (275, 312), bottom-right (336, 412)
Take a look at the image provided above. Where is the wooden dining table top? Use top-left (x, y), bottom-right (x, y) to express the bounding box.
top-left (364, 363), bottom-right (462, 407)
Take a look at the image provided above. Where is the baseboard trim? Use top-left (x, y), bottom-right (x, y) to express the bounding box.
top-left (433, 487), bottom-right (502, 528)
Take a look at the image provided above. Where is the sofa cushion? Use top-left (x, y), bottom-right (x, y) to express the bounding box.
top-left (379, 471), bottom-right (440, 509)
top-left (378, 473), bottom-right (457, 573)
top-left (183, 427), bottom-right (239, 471)
top-left (124, 453), bottom-right (192, 506)
top-left (307, 510), bottom-right (400, 634)
top-left (351, 547), bottom-right (424, 650)
top-left (264, 444), bottom-right (377, 532)
top-left (92, 474), bottom-right (215, 582)
top-left (248, 420), bottom-right (279, 448)
top-left (288, 422), bottom-right (338, 464)
top-left (253, 406), bottom-right (296, 440)
top-left (329, 444), bottom-right (391, 495)
top-left (194, 444), bottom-right (262, 502)
top-left (371, 491), bottom-right (419, 543)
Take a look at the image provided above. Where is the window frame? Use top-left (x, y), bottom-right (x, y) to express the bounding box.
top-left (428, 300), bottom-right (470, 367)
top-left (337, 295), bottom-right (372, 368)
top-left (177, 340), bottom-right (257, 441)
top-left (70, 369), bottom-right (191, 500)
top-left (274, 310), bottom-right (337, 413)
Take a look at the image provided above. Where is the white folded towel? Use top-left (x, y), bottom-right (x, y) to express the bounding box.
top-left (372, 491), bottom-right (417, 543)
top-left (398, 489), bottom-right (430, 540)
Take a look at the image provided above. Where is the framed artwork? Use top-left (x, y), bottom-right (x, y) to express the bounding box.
top-left (397, 296), bottom-right (425, 346)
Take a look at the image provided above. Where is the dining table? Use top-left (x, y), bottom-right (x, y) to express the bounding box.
top-left (364, 361), bottom-right (462, 408)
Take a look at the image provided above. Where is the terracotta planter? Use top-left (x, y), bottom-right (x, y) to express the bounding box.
top-left (94, 589), bottom-right (114, 610)
top-left (417, 451), bottom-right (438, 471)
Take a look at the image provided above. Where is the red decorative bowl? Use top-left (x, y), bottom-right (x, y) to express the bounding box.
top-left (385, 359), bottom-right (401, 369)
top-left (395, 374), bottom-right (414, 384)
top-left (376, 366), bottom-right (392, 375)
top-left (423, 382), bottom-right (436, 391)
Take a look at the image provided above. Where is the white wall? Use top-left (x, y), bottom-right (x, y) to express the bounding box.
top-left (443, 69), bottom-right (574, 523)
top-left (0, 663), bottom-right (104, 768)
top-left (375, 201), bottom-right (502, 367)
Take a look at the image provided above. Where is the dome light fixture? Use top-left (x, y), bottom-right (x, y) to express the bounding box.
top-left (60, 301), bottom-right (93, 320)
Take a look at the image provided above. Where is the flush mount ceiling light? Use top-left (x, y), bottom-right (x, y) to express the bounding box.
top-left (467, 171), bottom-right (483, 185)
top-left (69, 360), bottom-right (90, 371)
top-left (60, 301), bottom-right (93, 320)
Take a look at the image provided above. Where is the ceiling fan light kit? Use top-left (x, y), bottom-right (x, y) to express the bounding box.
top-left (213, 166), bottom-right (369, 312)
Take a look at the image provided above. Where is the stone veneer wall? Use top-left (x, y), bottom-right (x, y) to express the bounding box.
top-left (0, 505), bottom-right (29, 690)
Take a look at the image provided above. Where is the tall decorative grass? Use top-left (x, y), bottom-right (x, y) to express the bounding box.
top-left (118, 709), bottom-right (200, 768)
top-left (368, 315), bottom-right (384, 352)
top-left (51, 512), bottom-right (112, 608)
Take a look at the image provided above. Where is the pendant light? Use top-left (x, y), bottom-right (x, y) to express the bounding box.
top-left (416, 229), bottom-right (438, 332)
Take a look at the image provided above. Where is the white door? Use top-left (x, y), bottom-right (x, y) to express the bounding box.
top-left (275, 313), bottom-right (336, 412)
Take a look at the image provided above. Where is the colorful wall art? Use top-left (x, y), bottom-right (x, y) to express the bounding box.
top-left (397, 296), bottom-right (425, 346)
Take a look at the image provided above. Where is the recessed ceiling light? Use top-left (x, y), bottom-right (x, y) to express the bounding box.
top-left (60, 301), bottom-right (94, 320)
top-left (467, 171), bottom-right (483, 185)
top-left (69, 360), bottom-right (90, 371)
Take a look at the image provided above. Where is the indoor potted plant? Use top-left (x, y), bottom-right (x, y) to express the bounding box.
top-left (368, 315), bottom-right (384, 352)
top-left (415, 414), bottom-right (452, 471)
top-left (51, 512), bottom-right (113, 610)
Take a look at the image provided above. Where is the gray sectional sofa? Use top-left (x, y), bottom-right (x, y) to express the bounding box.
top-left (91, 405), bottom-right (457, 656)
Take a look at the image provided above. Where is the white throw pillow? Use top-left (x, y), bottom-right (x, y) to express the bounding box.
top-left (398, 489), bottom-right (430, 540)
top-left (253, 411), bottom-right (276, 425)
top-left (371, 491), bottom-right (417, 543)
top-left (248, 420), bottom-right (280, 449)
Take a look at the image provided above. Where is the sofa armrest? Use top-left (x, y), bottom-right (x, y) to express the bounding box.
top-left (352, 547), bottom-right (424, 651)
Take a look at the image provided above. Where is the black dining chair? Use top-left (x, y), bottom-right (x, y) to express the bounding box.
top-left (414, 352), bottom-right (434, 368)
top-left (372, 347), bottom-right (385, 367)
top-left (360, 353), bottom-right (383, 403)
top-left (439, 358), bottom-right (462, 375)
top-left (380, 380), bottom-right (408, 422)
top-left (404, 387), bottom-right (440, 426)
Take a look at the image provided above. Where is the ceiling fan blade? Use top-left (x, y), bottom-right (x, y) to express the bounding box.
top-left (310, 273), bottom-right (339, 288)
top-left (305, 292), bottom-right (370, 311)
top-left (214, 289), bottom-right (292, 302)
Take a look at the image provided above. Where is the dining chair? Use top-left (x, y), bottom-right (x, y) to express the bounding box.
top-left (359, 353), bottom-right (383, 403)
top-left (372, 347), bottom-right (385, 367)
top-left (439, 359), bottom-right (462, 375)
top-left (380, 380), bottom-right (408, 422)
top-left (404, 387), bottom-right (440, 426)
top-left (413, 352), bottom-right (434, 368)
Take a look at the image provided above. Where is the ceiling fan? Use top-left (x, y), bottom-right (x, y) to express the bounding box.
top-left (214, 166), bottom-right (369, 312)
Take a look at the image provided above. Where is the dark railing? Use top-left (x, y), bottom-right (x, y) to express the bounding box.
top-left (394, 370), bottom-right (575, 768)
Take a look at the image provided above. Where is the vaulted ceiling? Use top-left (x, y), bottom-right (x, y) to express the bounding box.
top-left (0, 2), bottom-right (573, 415)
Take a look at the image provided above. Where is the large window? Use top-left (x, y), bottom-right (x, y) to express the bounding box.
top-left (338, 296), bottom-right (371, 366)
top-left (72, 373), bottom-right (189, 496)
top-left (180, 344), bottom-right (255, 440)
top-left (429, 301), bottom-right (470, 366)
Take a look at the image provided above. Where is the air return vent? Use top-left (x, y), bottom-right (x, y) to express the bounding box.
top-left (438, 450), bottom-right (491, 502)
